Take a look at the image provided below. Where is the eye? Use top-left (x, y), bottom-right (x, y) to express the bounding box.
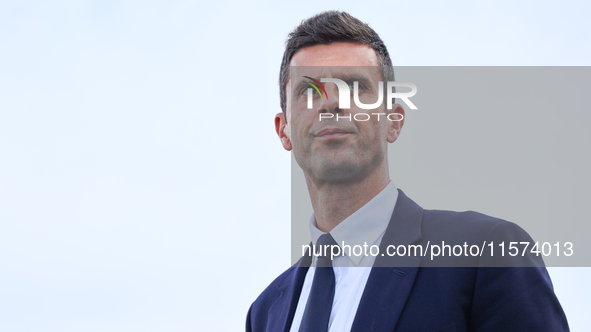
top-left (301, 86), bottom-right (320, 97)
top-left (348, 81), bottom-right (368, 92)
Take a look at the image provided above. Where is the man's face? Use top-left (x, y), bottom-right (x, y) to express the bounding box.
top-left (276, 42), bottom-right (404, 184)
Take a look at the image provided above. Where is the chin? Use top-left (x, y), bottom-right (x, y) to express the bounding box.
top-left (312, 159), bottom-right (364, 182)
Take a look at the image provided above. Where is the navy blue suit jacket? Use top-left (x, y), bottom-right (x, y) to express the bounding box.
top-left (246, 190), bottom-right (569, 332)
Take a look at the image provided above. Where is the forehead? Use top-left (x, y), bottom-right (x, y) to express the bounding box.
top-left (289, 42), bottom-right (379, 67)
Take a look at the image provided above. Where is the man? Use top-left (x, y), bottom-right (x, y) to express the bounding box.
top-left (247, 11), bottom-right (569, 332)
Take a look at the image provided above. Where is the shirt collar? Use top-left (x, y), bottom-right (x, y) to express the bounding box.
top-left (309, 180), bottom-right (399, 266)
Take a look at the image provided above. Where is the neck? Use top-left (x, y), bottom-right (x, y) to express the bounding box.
top-left (306, 163), bottom-right (391, 233)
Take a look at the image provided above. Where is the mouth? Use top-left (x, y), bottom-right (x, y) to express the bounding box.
top-left (315, 127), bottom-right (353, 140)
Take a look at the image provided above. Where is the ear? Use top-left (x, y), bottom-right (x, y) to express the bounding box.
top-left (387, 104), bottom-right (405, 143)
top-left (275, 112), bottom-right (292, 151)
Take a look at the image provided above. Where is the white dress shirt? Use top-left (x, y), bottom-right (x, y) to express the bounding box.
top-left (289, 181), bottom-right (399, 332)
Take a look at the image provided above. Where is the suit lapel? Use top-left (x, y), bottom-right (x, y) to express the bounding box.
top-left (350, 189), bottom-right (424, 332)
top-left (266, 252), bottom-right (312, 332)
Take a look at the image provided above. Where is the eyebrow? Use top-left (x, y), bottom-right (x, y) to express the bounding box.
top-left (293, 73), bottom-right (376, 92)
top-left (293, 80), bottom-right (313, 94)
top-left (336, 74), bottom-right (374, 88)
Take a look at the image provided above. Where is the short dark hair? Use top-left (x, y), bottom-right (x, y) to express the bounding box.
top-left (279, 11), bottom-right (394, 115)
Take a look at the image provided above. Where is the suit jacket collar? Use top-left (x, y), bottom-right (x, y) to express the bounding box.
top-left (374, 189), bottom-right (423, 267)
top-left (350, 189), bottom-right (424, 332)
top-left (265, 252), bottom-right (311, 332)
top-left (267, 189), bottom-right (424, 332)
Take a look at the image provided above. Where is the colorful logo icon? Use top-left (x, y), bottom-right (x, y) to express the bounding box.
top-left (302, 76), bottom-right (328, 99)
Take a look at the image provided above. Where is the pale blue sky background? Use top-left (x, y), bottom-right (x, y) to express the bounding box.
top-left (0, 1), bottom-right (590, 331)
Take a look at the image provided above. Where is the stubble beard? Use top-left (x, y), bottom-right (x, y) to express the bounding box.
top-left (296, 135), bottom-right (386, 186)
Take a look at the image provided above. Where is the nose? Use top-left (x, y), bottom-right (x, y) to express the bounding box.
top-left (317, 84), bottom-right (345, 116)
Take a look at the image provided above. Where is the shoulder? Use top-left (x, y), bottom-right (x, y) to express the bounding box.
top-left (396, 189), bottom-right (528, 243)
top-left (397, 189), bottom-right (522, 237)
top-left (418, 208), bottom-right (543, 267)
top-left (421, 207), bottom-right (535, 244)
top-left (250, 266), bottom-right (297, 308)
top-left (246, 265), bottom-right (303, 331)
